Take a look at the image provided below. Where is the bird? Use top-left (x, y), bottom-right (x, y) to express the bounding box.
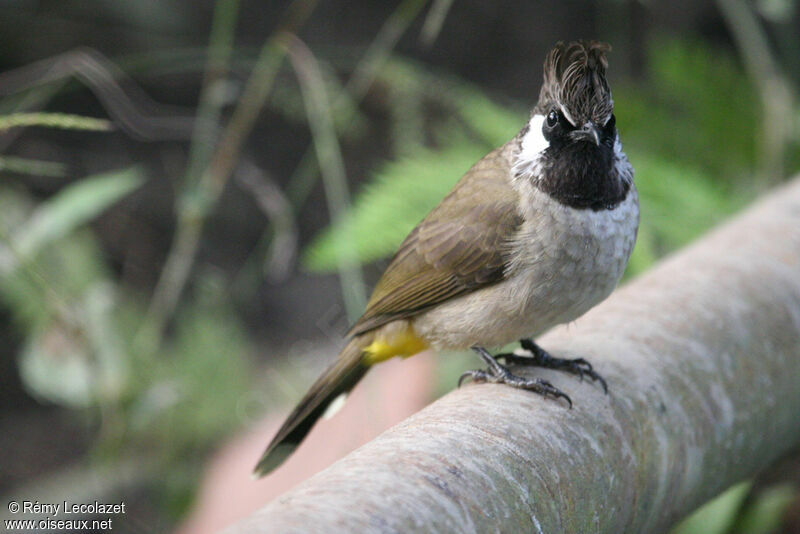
top-left (254, 40), bottom-right (639, 477)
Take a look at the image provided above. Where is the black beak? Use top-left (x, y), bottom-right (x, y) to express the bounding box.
top-left (571, 121), bottom-right (601, 146)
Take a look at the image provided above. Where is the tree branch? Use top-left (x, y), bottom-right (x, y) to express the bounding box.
top-left (229, 176), bottom-right (800, 533)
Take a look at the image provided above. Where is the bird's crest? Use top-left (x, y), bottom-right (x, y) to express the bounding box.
top-left (537, 41), bottom-right (613, 126)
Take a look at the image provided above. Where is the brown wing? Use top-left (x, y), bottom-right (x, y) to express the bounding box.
top-left (348, 146), bottom-right (522, 336)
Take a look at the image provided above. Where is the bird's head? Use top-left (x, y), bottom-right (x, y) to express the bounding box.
top-left (536, 40), bottom-right (614, 146)
top-left (515, 41), bottom-right (631, 210)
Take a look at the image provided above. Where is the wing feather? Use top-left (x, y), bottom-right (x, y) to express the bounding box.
top-left (348, 146), bottom-right (522, 336)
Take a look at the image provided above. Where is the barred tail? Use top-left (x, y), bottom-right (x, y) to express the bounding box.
top-left (253, 336), bottom-right (371, 477)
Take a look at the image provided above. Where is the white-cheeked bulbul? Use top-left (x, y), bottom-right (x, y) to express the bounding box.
top-left (255, 40), bottom-right (639, 476)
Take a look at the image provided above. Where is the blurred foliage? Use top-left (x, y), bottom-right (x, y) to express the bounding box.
top-left (732, 484), bottom-right (798, 534)
top-left (0, 165), bottom-right (253, 499)
top-left (0, 0), bottom-right (259, 515)
top-left (14, 168), bottom-right (142, 262)
top-left (615, 39), bottom-right (760, 181)
top-left (125, 290), bottom-right (251, 462)
top-left (625, 153), bottom-right (742, 274)
top-left (673, 482), bottom-right (753, 534)
top-left (0, 170), bottom-right (142, 407)
top-left (673, 481), bottom-right (798, 534)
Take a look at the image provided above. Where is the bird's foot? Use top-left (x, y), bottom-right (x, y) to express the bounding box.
top-left (497, 338), bottom-right (608, 393)
top-left (459, 346), bottom-right (572, 407)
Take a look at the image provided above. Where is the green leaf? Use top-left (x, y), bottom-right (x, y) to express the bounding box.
top-left (670, 482), bottom-right (751, 534)
top-left (733, 484), bottom-right (797, 534)
top-left (12, 167), bottom-right (144, 261)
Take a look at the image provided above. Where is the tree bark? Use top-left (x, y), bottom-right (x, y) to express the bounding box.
top-left (229, 177), bottom-right (800, 534)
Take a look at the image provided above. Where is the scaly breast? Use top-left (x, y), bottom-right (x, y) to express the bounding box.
top-left (511, 185), bottom-right (639, 328)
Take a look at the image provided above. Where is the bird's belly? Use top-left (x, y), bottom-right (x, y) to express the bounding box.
top-left (413, 188), bottom-right (639, 350)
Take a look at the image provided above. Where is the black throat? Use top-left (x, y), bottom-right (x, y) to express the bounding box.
top-left (536, 140), bottom-right (630, 211)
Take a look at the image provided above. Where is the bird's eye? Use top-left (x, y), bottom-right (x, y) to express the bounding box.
top-left (546, 110), bottom-right (559, 128)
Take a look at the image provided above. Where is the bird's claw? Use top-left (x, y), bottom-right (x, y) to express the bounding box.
top-left (501, 339), bottom-right (608, 394)
top-left (458, 363), bottom-right (573, 408)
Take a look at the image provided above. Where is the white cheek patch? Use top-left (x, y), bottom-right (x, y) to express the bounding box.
top-left (519, 114), bottom-right (549, 162)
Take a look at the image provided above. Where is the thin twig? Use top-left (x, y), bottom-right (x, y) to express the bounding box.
top-left (420, 0), bottom-right (455, 47)
top-left (284, 0), bottom-right (429, 211)
top-left (182, 0), bottom-right (241, 188)
top-left (345, 0), bottom-right (429, 101)
top-left (285, 34), bottom-right (367, 318)
top-left (234, 160), bottom-right (298, 282)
